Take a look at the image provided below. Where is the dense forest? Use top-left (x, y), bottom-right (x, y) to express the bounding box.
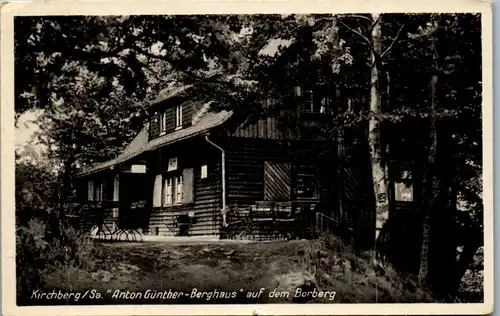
top-left (15, 13), bottom-right (483, 303)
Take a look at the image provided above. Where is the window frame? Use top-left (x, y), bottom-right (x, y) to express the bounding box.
top-left (293, 165), bottom-right (320, 201)
top-left (303, 88), bottom-right (315, 113)
top-left (91, 181), bottom-right (104, 201)
top-left (159, 110), bottom-right (168, 135)
top-left (175, 175), bottom-right (184, 204)
top-left (175, 104), bottom-right (183, 129)
top-left (87, 180), bottom-right (94, 201)
top-left (163, 177), bottom-right (173, 206)
top-left (295, 84), bottom-right (327, 114)
top-left (162, 173), bottom-right (184, 206)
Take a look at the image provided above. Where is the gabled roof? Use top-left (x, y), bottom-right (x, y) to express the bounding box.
top-left (148, 84), bottom-right (194, 109)
top-left (78, 108), bottom-right (233, 177)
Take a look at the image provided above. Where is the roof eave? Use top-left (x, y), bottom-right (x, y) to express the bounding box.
top-left (76, 129), bottom-right (213, 178)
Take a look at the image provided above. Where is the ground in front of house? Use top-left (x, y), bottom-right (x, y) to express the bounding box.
top-left (24, 236), bottom-right (445, 305)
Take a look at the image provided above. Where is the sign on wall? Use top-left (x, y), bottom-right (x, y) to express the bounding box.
top-left (394, 182), bottom-right (413, 202)
top-left (131, 164), bottom-right (147, 173)
top-left (168, 157), bottom-right (178, 171)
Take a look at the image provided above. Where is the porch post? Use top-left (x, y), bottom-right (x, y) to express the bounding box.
top-left (112, 174), bottom-right (119, 231)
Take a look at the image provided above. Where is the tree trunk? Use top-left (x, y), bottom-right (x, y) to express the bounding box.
top-left (418, 73), bottom-right (438, 283)
top-left (368, 14), bottom-right (390, 249)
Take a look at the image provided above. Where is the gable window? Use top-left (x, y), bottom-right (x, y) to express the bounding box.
top-left (294, 85), bottom-right (325, 114)
top-left (160, 110), bottom-right (168, 135)
top-left (294, 165), bottom-right (319, 200)
top-left (175, 104), bottom-right (183, 129)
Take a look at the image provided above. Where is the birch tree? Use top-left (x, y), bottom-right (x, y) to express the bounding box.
top-left (339, 14), bottom-right (406, 252)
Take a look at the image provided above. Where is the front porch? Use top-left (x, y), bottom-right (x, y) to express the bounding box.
top-left (73, 165), bottom-right (152, 242)
top-left (221, 200), bottom-right (355, 242)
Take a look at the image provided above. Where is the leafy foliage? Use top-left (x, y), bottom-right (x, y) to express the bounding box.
top-left (15, 13), bottom-right (483, 300)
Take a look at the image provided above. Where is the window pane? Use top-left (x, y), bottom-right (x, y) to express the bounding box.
top-left (160, 111), bottom-right (167, 132)
top-left (295, 176), bottom-right (317, 199)
top-left (294, 85), bottom-right (302, 97)
top-left (176, 175), bottom-right (183, 203)
top-left (87, 181), bottom-right (94, 201)
top-left (176, 104), bottom-right (183, 127)
top-left (163, 178), bottom-right (173, 205)
top-left (304, 89), bottom-right (314, 112)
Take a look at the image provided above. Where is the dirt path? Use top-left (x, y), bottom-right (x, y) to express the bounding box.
top-left (35, 238), bottom-right (435, 305)
top-left (41, 240), bottom-right (314, 305)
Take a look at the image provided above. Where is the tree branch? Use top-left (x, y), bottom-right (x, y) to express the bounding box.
top-left (339, 20), bottom-right (375, 53)
top-left (380, 22), bottom-right (406, 58)
top-left (132, 45), bottom-right (239, 87)
top-left (345, 14), bottom-right (372, 22)
top-left (370, 14), bottom-right (383, 32)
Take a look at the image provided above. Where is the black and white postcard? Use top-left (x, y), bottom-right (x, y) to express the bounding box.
top-left (1, 0), bottom-right (493, 315)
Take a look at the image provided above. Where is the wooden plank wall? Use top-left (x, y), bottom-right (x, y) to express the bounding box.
top-left (223, 138), bottom-right (292, 208)
top-left (149, 115), bottom-right (160, 140)
top-left (232, 108), bottom-right (296, 140)
top-left (341, 144), bottom-right (376, 250)
top-left (224, 138), bottom-right (337, 211)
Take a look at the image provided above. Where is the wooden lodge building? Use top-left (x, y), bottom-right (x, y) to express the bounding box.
top-left (75, 82), bottom-right (417, 252)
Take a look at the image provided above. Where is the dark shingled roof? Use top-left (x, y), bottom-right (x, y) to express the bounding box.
top-left (78, 71), bottom-right (229, 177)
top-left (148, 84), bottom-right (194, 108)
top-left (78, 108), bottom-right (233, 177)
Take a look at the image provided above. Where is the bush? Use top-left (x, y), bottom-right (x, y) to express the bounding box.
top-left (16, 208), bottom-right (97, 305)
top-left (294, 233), bottom-right (435, 303)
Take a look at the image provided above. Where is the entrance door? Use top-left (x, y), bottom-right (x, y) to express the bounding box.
top-left (119, 173), bottom-right (149, 229)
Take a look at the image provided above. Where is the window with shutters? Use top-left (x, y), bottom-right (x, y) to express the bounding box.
top-left (159, 168), bottom-right (194, 206)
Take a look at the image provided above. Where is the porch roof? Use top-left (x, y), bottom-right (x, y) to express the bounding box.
top-left (78, 109), bottom-right (233, 177)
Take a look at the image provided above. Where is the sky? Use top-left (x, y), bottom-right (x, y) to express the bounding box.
top-left (15, 109), bottom-right (46, 162)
